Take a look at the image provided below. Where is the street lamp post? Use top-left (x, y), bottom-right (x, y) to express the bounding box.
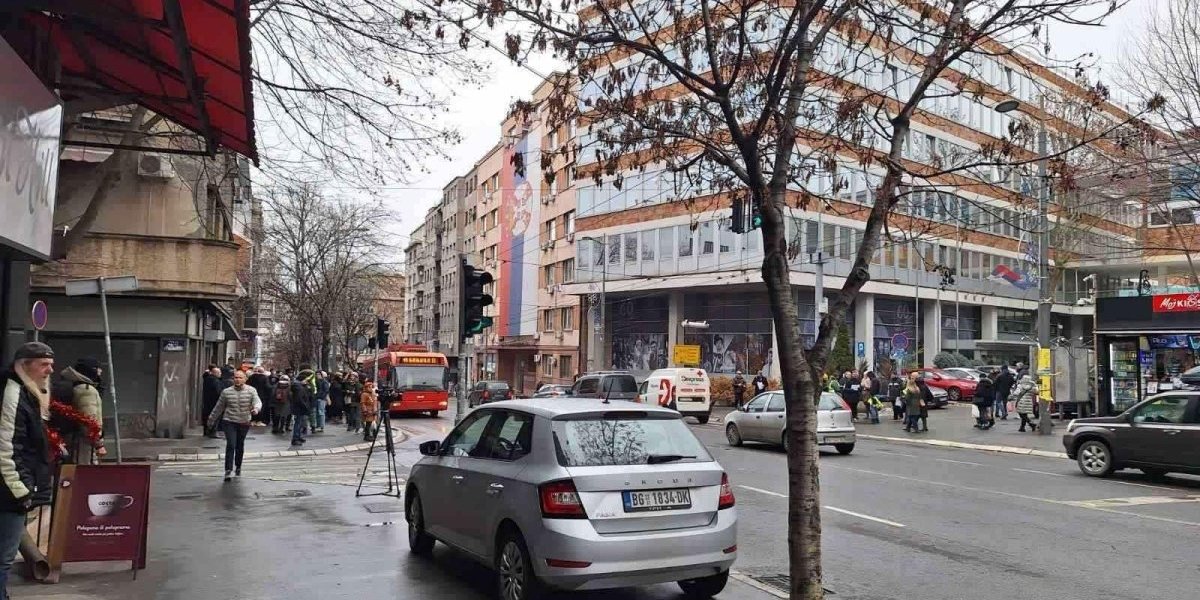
top-left (996, 99), bottom-right (1053, 434)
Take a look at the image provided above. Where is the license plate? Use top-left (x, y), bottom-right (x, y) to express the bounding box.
top-left (825, 436), bottom-right (848, 443)
top-left (622, 488), bottom-right (692, 512)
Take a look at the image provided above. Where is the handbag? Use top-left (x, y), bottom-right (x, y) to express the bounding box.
top-left (971, 404), bottom-right (980, 419)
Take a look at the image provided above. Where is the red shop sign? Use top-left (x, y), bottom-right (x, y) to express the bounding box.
top-left (1152, 293), bottom-right (1200, 313)
top-left (46, 464), bottom-right (151, 581)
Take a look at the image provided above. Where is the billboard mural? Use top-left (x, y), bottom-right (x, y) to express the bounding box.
top-left (612, 333), bottom-right (669, 372)
top-left (498, 133), bottom-right (540, 337)
top-left (683, 332), bottom-right (774, 376)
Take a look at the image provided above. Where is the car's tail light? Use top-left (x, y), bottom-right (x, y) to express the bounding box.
top-left (540, 480), bottom-right (586, 518)
top-left (482, 390), bottom-right (490, 401)
top-left (718, 473), bottom-right (736, 509)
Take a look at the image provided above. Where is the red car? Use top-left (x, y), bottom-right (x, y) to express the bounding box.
top-left (913, 368), bottom-right (977, 402)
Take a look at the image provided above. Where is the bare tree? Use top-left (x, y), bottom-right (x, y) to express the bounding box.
top-left (471, 1), bottom-right (1146, 597)
top-left (261, 184), bottom-right (394, 370)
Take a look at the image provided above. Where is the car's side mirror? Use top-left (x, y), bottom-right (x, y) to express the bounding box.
top-left (419, 440), bottom-right (441, 456)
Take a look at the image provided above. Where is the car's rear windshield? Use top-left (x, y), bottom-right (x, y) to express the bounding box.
top-left (486, 382), bottom-right (510, 389)
top-left (601, 376), bottom-right (638, 393)
top-left (552, 414), bottom-right (712, 466)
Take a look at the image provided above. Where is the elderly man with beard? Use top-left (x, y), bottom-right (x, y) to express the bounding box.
top-left (0, 343), bottom-right (54, 600)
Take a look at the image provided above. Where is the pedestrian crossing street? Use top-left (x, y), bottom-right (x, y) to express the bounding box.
top-left (161, 451), bottom-right (408, 490)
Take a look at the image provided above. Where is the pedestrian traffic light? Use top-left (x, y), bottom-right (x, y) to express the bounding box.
top-left (376, 318), bottom-right (390, 347)
top-left (460, 259), bottom-right (494, 341)
top-left (730, 196), bottom-right (762, 234)
top-left (750, 205), bottom-right (763, 230)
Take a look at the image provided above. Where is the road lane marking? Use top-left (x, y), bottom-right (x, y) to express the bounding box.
top-left (1063, 495), bottom-right (1200, 508)
top-left (824, 464), bottom-right (1200, 528)
top-left (935, 458), bottom-right (985, 466)
top-left (738, 485), bottom-right (787, 498)
top-left (1110, 480), bottom-right (1185, 492)
top-left (1011, 468), bottom-right (1067, 477)
top-left (824, 505), bottom-right (906, 528)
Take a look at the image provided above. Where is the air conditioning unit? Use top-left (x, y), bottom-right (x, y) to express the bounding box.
top-left (566, 232), bottom-right (575, 242)
top-left (542, 240), bottom-right (555, 251)
top-left (532, 354), bottom-right (541, 363)
top-left (137, 152), bottom-right (175, 179)
top-left (553, 284), bottom-right (563, 294)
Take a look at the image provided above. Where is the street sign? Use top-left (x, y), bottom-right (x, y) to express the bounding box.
top-left (64, 275), bottom-right (139, 296)
top-left (856, 341), bottom-right (865, 357)
top-left (673, 344), bottom-right (701, 366)
top-left (31, 300), bottom-right (48, 330)
top-left (891, 332), bottom-right (909, 351)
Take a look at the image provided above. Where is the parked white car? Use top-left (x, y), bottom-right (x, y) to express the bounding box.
top-left (724, 391), bottom-right (856, 454)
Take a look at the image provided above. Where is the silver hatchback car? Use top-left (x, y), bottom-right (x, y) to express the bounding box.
top-left (406, 399), bottom-right (737, 600)
top-left (725, 391), bottom-right (857, 454)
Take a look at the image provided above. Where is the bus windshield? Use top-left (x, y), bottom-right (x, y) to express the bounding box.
top-left (392, 366), bottom-right (445, 391)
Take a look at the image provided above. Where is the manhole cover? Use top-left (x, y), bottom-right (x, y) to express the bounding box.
top-left (363, 502), bottom-right (405, 514)
top-left (172, 493), bottom-right (203, 500)
top-left (254, 489), bottom-right (311, 500)
top-left (747, 574), bottom-right (834, 596)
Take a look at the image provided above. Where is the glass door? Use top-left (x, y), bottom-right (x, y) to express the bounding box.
top-left (1108, 339), bottom-right (1141, 414)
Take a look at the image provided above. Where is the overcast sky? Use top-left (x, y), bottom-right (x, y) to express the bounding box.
top-left (380, 2), bottom-right (1152, 253)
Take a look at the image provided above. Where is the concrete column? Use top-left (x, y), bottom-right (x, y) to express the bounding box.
top-left (667, 290), bottom-right (683, 365)
top-left (981, 305), bottom-right (998, 340)
top-left (922, 300), bottom-right (942, 367)
top-left (854, 293), bottom-right (874, 372)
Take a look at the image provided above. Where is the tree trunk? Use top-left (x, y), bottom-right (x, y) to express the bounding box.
top-left (758, 185), bottom-right (823, 600)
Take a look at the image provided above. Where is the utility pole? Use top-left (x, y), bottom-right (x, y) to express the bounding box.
top-left (1036, 128), bottom-right (1054, 435)
top-left (814, 208), bottom-right (826, 330)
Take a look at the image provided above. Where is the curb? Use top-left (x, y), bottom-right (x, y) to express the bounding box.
top-left (857, 434), bottom-right (1069, 460)
top-left (154, 434), bottom-right (399, 462)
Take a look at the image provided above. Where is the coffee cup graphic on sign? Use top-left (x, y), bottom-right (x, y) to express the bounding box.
top-left (87, 493), bottom-right (135, 517)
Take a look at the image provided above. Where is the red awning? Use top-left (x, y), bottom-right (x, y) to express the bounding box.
top-left (25, 0), bottom-right (257, 162)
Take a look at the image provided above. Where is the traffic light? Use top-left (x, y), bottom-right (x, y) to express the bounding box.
top-left (730, 197), bottom-right (762, 234)
top-left (376, 318), bottom-right (391, 347)
top-left (750, 205), bottom-right (763, 230)
top-left (460, 258), bottom-right (494, 340)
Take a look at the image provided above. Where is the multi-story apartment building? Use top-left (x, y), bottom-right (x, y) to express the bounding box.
top-left (404, 217), bottom-right (434, 346)
top-left (558, 10), bottom-right (1192, 389)
top-left (462, 78), bottom-right (582, 395)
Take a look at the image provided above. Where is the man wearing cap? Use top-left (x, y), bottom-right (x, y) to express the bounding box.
top-left (0, 343), bottom-right (55, 599)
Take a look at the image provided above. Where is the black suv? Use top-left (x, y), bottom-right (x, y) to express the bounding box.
top-left (1063, 391), bottom-right (1200, 478)
top-left (570, 371), bottom-right (639, 402)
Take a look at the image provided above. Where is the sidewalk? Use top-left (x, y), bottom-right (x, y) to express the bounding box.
top-left (711, 402), bottom-right (1070, 458)
top-left (114, 417), bottom-right (417, 462)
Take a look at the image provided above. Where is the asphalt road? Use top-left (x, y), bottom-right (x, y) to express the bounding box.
top-left (686, 418), bottom-right (1200, 600)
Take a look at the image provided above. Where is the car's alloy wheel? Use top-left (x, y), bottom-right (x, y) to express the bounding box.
top-left (497, 532), bottom-right (540, 600)
top-left (1077, 440), bottom-right (1114, 477)
top-left (407, 492), bottom-right (434, 555)
top-left (947, 388), bottom-right (961, 402)
top-left (726, 423), bottom-right (743, 446)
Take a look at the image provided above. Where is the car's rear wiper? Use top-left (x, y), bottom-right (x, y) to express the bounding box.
top-left (646, 454), bottom-right (696, 464)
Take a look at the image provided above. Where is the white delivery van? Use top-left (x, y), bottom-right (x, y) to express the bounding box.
top-left (643, 368), bottom-right (713, 423)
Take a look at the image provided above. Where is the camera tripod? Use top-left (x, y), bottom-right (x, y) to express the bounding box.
top-left (355, 409), bottom-right (402, 498)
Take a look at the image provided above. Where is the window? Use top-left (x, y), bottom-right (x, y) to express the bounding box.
top-left (542, 310), bottom-right (555, 331)
top-left (641, 230), bottom-right (656, 260)
top-left (441, 411), bottom-right (495, 457)
top-left (677, 225), bottom-right (694, 257)
top-left (766, 393), bottom-right (785, 412)
top-left (575, 377), bottom-right (598, 394)
top-left (541, 356), bottom-right (554, 376)
top-left (719, 219), bottom-right (734, 253)
top-left (744, 394), bottom-right (769, 413)
top-left (562, 258), bottom-right (575, 283)
top-left (547, 218), bottom-right (557, 240)
top-left (1133, 396), bottom-right (1190, 424)
top-left (700, 221), bottom-right (715, 255)
top-left (658, 227), bottom-right (673, 258)
top-left (552, 416), bottom-right (712, 466)
top-left (624, 233), bottom-right (638, 262)
top-left (560, 307), bottom-right (574, 330)
top-left (608, 235), bottom-right (621, 265)
top-left (543, 264), bottom-right (555, 286)
top-left (804, 220), bottom-right (819, 254)
top-left (818, 393), bottom-right (843, 411)
top-left (485, 411), bottom-right (534, 461)
top-left (558, 354), bottom-right (574, 379)
top-left (565, 210), bottom-right (576, 235)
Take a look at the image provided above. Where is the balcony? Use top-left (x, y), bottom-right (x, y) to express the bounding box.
top-left (32, 232), bottom-right (240, 300)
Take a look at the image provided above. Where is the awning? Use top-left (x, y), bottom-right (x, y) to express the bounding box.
top-left (22, 0), bottom-right (257, 162)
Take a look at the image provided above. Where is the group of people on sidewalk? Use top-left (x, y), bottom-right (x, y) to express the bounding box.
top-left (204, 365), bottom-right (388, 481)
top-left (971, 364), bottom-right (1043, 432)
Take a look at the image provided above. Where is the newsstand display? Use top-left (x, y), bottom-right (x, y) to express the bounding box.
top-left (1094, 294), bottom-right (1200, 416)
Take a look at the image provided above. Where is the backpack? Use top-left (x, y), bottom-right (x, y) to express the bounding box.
top-left (274, 387), bottom-right (289, 404)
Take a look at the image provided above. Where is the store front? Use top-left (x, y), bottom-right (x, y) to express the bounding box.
top-left (1095, 294), bottom-right (1200, 416)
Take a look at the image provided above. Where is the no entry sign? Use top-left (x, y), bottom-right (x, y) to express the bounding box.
top-left (31, 300), bottom-right (47, 330)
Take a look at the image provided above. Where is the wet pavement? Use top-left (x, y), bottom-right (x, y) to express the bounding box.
top-left (12, 409), bottom-right (774, 600)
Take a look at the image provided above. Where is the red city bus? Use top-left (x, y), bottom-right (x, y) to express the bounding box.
top-left (364, 345), bottom-right (450, 417)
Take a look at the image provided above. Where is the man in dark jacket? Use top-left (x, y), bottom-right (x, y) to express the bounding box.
top-left (973, 372), bottom-right (995, 429)
top-left (731, 371), bottom-right (748, 409)
top-left (328, 372), bottom-right (345, 425)
top-left (0, 343), bottom-right (55, 598)
top-left (993, 366), bottom-right (1015, 420)
top-left (201, 366), bottom-right (222, 438)
top-left (247, 366), bottom-right (273, 426)
top-left (290, 370), bottom-right (314, 447)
